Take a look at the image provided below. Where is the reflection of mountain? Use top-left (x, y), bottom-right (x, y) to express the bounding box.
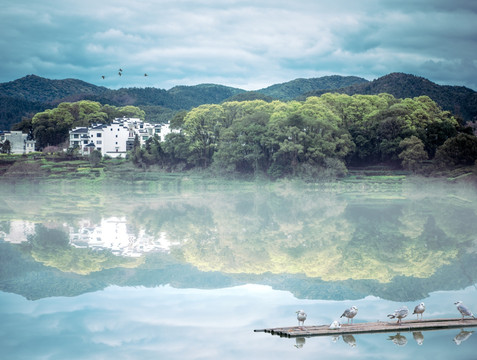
top-left (1, 180), bottom-right (477, 301)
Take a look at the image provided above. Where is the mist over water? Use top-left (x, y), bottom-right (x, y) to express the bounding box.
top-left (1, 178), bottom-right (476, 359)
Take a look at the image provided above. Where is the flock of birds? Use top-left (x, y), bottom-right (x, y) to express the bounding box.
top-left (295, 301), bottom-right (475, 329)
top-left (101, 68), bottom-right (148, 80)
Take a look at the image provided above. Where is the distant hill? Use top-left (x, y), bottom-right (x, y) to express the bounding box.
top-left (1, 73), bottom-right (476, 130)
top-left (257, 75), bottom-right (368, 100)
top-left (302, 73), bottom-right (477, 122)
top-left (0, 74), bottom-right (108, 103)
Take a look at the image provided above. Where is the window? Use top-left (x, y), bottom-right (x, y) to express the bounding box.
top-left (96, 140), bottom-right (102, 145)
top-left (74, 134), bottom-right (79, 139)
top-left (96, 133), bottom-right (102, 137)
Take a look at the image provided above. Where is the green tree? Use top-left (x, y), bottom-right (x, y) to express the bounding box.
top-left (183, 104), bottom-right (225, 167)
top-left (0, 139), bottom-right (11, 154)
top-left (434, 133), bottom-right (477, 168)
top-left (398, 136), bottom-right (428, 172)
top-left (89, 150), bottom-right (102, 167)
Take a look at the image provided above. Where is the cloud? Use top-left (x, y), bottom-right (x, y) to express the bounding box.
top-left (0, 0), bottom-right (476, 90)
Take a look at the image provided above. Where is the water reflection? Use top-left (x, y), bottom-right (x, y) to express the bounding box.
top-left (288, 329), bottom-right (476, 349)
top-left (453, 330), bottom-right (474, 345)
top-left (294, 337), bottom-right (306, 348)
top-left (1, 180), bottom-right (477, 302)
top-left (388, 333), bottom-right (407, 346)
top-left (342, 334), bottom-right (357, 347)
top-left (413, 331), bottom-right (424, 345)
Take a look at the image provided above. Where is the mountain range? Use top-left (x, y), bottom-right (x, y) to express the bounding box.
top-left (1, 73), bottom-right (476, 130)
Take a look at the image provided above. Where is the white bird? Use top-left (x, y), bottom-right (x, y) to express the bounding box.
top-left (387, 306), bottom-right (409, 325)
top-left (412, 302), bottom-right (425, 320)
top-left (454, 301), bottom-right (475, 320)
top-left (296, 310), bottom-right (307, 326)
top-left (340, 306), bottom-right (358, 324)
top-left (329, 320), bottom-right (341, 330)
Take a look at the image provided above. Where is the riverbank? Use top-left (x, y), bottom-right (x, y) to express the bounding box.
top-left (1, 152), bottom-right (476, 185)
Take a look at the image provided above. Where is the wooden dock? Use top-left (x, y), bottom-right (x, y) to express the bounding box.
top-left (254, 318), bottom-right (477, 338)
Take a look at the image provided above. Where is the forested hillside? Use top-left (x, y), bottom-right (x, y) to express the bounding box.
top-left (2, 73), bottom-right (476, 131)
top-left (131, 94), bottom-right (477, 178)
top-left (303, 73), bottom-right (477, 123)
top-left (257, 75), bottom-right (368, 100)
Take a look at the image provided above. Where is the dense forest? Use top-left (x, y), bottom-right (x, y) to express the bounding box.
top-left (131, 94), bottom-right (477, 178)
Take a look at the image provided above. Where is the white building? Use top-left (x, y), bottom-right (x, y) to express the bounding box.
top-left (0, 131), bottom-right (36, 154)
top-left (69, 118), bottom-right (175, 158)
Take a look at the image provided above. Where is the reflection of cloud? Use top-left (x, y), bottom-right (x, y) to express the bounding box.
top-left (2, 284), bottom-right (477, 359)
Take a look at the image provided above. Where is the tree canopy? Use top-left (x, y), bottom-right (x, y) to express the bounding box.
top-left (137, 93), bottom-right (468, 178)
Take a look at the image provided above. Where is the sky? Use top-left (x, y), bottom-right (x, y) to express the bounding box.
top-left (1, 0), bottom-right (477, 91)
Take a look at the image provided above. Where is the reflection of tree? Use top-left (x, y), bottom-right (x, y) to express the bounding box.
top-left (2, 180), bottom-right (477, 301)
top-left (26, 225), bottom-right (143, 275)
top-left (173, 191), bottom-right (474, 283)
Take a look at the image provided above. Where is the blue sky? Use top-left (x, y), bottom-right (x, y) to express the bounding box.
top-left (1, 0), bottom-right (476, 90)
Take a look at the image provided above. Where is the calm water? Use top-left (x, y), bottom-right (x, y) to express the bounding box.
top-left (1, 178), bottom-right (476, 359)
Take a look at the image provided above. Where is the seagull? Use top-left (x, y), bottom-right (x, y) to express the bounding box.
top-left (144, 73), bottom-right (148, 77)
top-left (412, 302), bottom-right (425, 320)
top-left (329, 320), bottom-right (341, 330)
top-left (101, 75), bottom-right (105, 79)
top-left (118, 72), bottom-right (122, 76)
top-left (340, 306), bottom-right (358, 324)
top-left (454, 301), bottom-right (475, 320)
top-left (387, 306), bottom-right (409, 325)
top-left (119, 68), bottom-right (123, 72)
top-left (296, 310), bottom-right (307, 327)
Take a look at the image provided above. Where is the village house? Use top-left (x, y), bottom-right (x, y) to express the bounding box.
top-left (68, 117), bottom-right (174, 158)
top-left (0, 131), bottom-right (36, 154)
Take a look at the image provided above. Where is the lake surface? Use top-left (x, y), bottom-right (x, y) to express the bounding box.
top-left (1, 177), bottom-right (476, 359)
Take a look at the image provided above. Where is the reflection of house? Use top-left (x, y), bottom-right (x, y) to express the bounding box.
top-left (0, 131), bottom-right (36, 154)
top-left (68, 117), bottom-right (175, 158)
top-left (0, 220), bottom-right (36, 243)
top-left (69, 217), bottom-right (178, 257)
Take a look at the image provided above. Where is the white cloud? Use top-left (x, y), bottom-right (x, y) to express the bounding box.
top-left (0, 0), bottom-right (476, 90)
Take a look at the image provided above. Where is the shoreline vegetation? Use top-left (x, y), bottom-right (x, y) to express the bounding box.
top-left (2, 92), bottom-right (477, 184)
top-left (1, 151), bottom-right (476, 187)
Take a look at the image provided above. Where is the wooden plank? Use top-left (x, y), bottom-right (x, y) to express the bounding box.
top-left (254, 318), bottom-right (477, 338)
